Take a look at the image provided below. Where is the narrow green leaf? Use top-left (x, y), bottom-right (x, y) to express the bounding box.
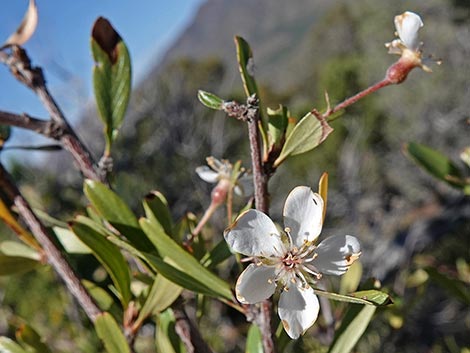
top-left (404, 142), bottom-right (464, 189)
top-left (91, 17), bottom-right (132, 152)
top-left (0, 337), bottom-right (29, 353)
top-left (200, 239), bottom-right (232, 269)
top-left (197, 90), bottom-right (224, 110)
top-left (15, 324), bottom-right (52, 353)
top-left (314, 288), bottom-right (392, 306)
top-left (156, 310), bottom-right (183, 353)
top-left (234, 36), bottom-right (259, 99)
top-left (274, 111), bottom-right (333, 167)
top-left (143, 191), bottom-right (174, 237)
top-left (140, 218), bottom-right (233, 300)
top-left (0, 241), bottom-right (40, 260)
top-left (267, 105), bottom-right (288, 152)
top-left (143, 252), bottom-right (229, 299)
top-left (84, 179), bottom-right (154, 251)
top-left (95, 313), bottom-right (130, 353)
top-left (53, 227), bottom-right (91, 254)
top-left (245, 324), bottom-right (263, 353)
top-left (135, 275), bottom-right (183, 326)
top-left (82, 280), bottom-right (119, 313)
top-left (72, 222), bottom-right (131, 307)
top-left (328, 305), bottom-right (376, 353)
top-left (0, 254), bottom-right (40, 276)
top-left (234, 36), bottom-right (267, 132)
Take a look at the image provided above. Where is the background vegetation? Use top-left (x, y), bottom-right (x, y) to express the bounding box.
top-left (1, 0), bottom-right (469, 352)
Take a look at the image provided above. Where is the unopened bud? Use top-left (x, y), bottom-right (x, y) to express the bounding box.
top-left (211, 179), bottom-right (231, 206)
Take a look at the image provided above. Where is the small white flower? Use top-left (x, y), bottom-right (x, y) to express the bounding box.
top-left (196, 156), bottom-right (252, 196)
top-left (224, 186), bottom-right (361, 339)
top-left (385, 11), bottom-right (433, 72)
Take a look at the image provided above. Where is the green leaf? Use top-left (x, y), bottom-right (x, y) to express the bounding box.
top-left (234, 36), bottom-right (267, 132)
top-left (245, 324), bottom-right (263, 353)
top-left (274, 111), bottom-right (333, 167)
top-left (0, 241), bottom-right (40, 260)
top-left (0, 254), bottom-right (40, 276)
top-left (135, 275), bottom-right (183, 327)
top-left (328, 305), bottom-right (376, 353)
top-left (82, 280), bottom-right (119, 313)
top-left (200, 239), bottom-right (232, 269)
top-left (0, 337), bottom-right (29, 353)
top-left (267, 105), bottom-right (288, 152)
top-left (142, 253), bottom-right (224, 298)
top-left (156, 310), bottom-right (183, 353)
top-left (53, 226), bottom-right (91, 254)
top-left (91, 17), bottom-right (132, 153)
top-left (15, 324), bottom-right (52, 353)
top-left (197, 90), bottom-right (224, 110)
top-left (95, 313), bottom-right (130, 353)
top-left (234, 36), bottom-right (259, 99)
top-left (84, 179), bottom-right (154, 251)
top-left (72, 222), bottom-right (131, 307)
top-left (404, 142), bottom-right (464, 189)
top-left (140, 218), bottom-right (233, 300)
top-left (314, 288), bottom-right (392, 306)
top-left (143, 191), bottom-right (174, 237)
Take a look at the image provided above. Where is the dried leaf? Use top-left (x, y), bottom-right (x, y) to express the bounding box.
top-left (2, 0), bottom-right (38, 48)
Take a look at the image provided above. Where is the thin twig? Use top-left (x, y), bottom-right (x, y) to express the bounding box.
top-left (246, 95), bottom-right (269, 213)
top-left (324, 78), bottom-right (392, 120)
top-left (244, 95), bottom-right (276, 353)
top-left (0, 163), bottom-right (102, 323)
top-left (0, 47), bottom-right (104, 182)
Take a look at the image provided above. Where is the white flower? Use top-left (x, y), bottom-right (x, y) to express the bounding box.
top-left (196, 156), bottom-right (252, 196)
top-left (385, 11), bottom-right (433, 73)
top-left (224, 186), bottom-right (361, 339)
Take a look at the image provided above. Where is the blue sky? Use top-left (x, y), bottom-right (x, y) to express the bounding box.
top-left (0, 0), bottom-right (203, 163)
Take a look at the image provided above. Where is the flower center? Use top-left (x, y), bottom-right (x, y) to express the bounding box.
top-left (282, 251), bottom-right (302, 270)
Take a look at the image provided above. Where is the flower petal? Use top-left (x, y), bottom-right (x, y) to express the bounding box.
top-left (195, 166), bottom-right (219, 183)
top-left (278, 284), bottom-right (319, 339)
top-left (311, 235), bottom-right (361, 276)
top-left (283, 186), bottom-right (324, 247)
top-left (395, 11), bottom-right (423, 51)
top-left (235, 263), bottom-right (277, 304)
top-left (224, 209), bottom-right (284, 257)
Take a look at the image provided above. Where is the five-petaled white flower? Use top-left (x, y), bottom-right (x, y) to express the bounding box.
top-left (385, 11), bottom-right (433, 74)
top-left (224, 186), bottom-right (361, 339)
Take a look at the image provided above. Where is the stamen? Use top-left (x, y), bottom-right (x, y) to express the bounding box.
top-left (284, 227), bottom-right (294, 246)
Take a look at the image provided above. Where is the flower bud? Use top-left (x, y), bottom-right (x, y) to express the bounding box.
top-left (211, 179), bottom-right (231, 206)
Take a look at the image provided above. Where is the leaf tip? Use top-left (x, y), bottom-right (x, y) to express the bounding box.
top-left (92, 17), bottom-right (122, 64)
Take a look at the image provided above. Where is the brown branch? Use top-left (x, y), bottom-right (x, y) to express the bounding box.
top-left (245, 95), bottom-right (269, 213)
top-left (0, 163), bottom-right (102, 323)
top-left (244, 95), bottom-right (276, 353)
top-left (0, 47), bottom-right (104, 182)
